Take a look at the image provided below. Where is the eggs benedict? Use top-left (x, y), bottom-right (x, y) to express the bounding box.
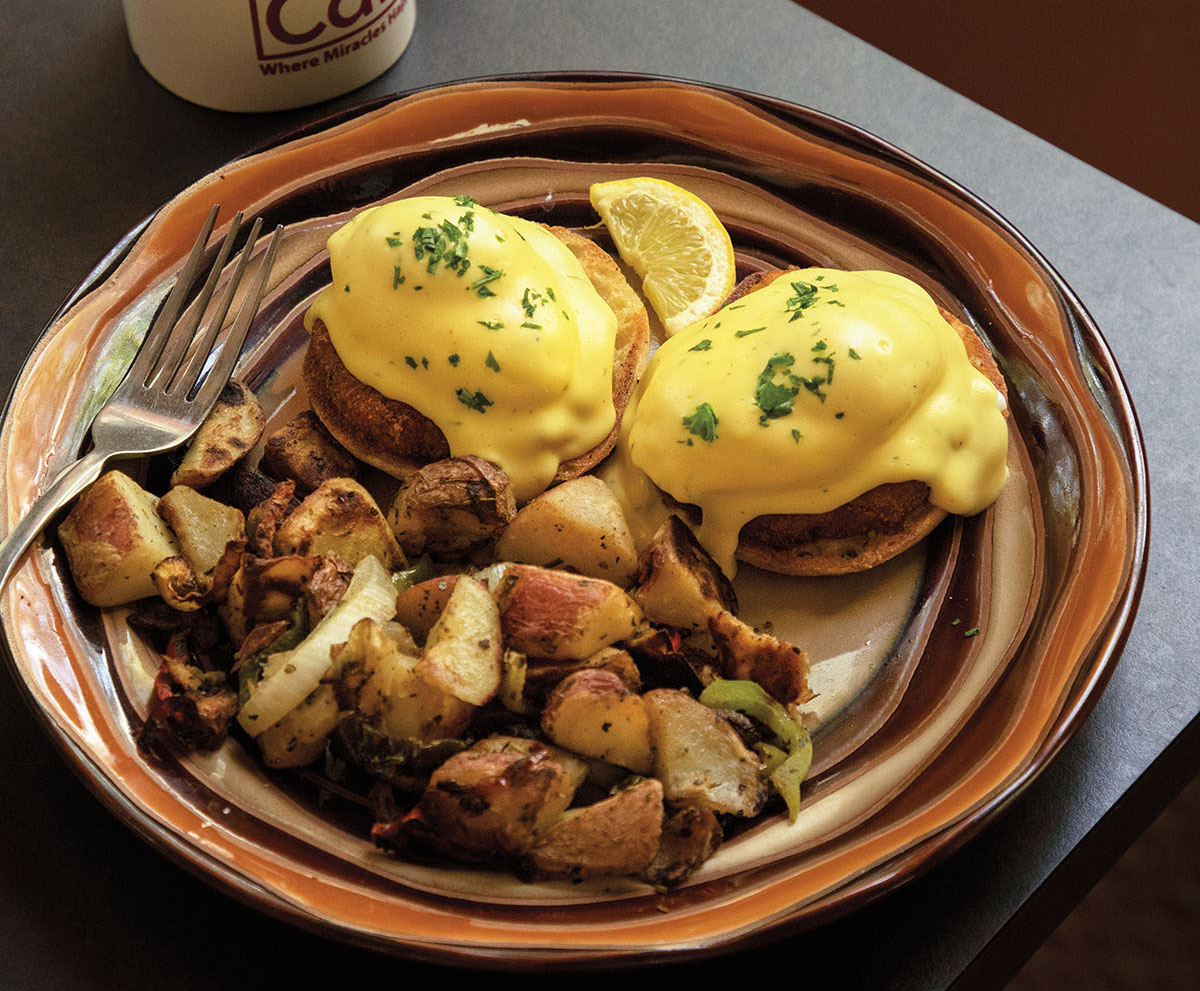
top-left (303, 196), bottom-right (649, 503)
top-left (614, 268), bottom-right (1010, 576)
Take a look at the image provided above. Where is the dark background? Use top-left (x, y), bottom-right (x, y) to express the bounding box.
top-left (801, 0), bottom-right (1200, 223)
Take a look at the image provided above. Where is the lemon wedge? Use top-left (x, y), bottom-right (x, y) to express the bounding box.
top-left (589, 177), bottom-right (736, 337)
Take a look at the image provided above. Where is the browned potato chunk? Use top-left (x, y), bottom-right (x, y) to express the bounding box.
top-left (630, 515), bottom-right (737, 634)
top-left (245, 479), bottom-right (298, 556)
top-left (256, 684), bottom-right (340, 768)
top-left (470, 735), bottom-right (590, 791)
top-left (494, 564), bottom-right (644, 661)
top-left (157, 485), bottom-right (245, 576)
top-left (643, 804), bottom-right (724, 886)
top-left (494, 476), bottom-right (638, 584)
top-left (335, 618), bottom-right (474, 741)
top-left (273, 478), bottom-right (404, 569)
top-left (522, 646), bottom-right (642, 705)
top-left (643, 688), bottom-right (766, 817)
top-left (171, 380), bottom-right (264, 489)
top-left (708, 610), bottom-right (812, 706)
top-left (526, 778), bottom-right (664, 880)
top-left (541, 668), bottom-right (654, 774)
top-left (261, 410), bottom-right (360, 492)
top-left (388, 456), bottom-right (515, 559)
top-left (498, 649), bottom-right (535, 715)
top-left (417, 742), bottom-right (577, 859)
top-left (416, 576), bottom-right (502, 707)
top-left (394, 574), bottom-right (461, 642)
top-left (57, 470), bottom-right (180, 607)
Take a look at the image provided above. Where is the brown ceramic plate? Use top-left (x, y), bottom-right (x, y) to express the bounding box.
top-left (0, 76), bottom-right (1147, 966)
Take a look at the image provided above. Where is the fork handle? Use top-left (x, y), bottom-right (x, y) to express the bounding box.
top-left (0, 449), bottom-right (108, 592)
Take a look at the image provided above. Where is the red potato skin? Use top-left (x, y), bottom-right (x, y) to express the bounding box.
top-left (417, 747), bottom-right (574, 859)
top-left (495, 565), bottom-right (642, 660)
top-left (394, 575), bottom-right (461, 641)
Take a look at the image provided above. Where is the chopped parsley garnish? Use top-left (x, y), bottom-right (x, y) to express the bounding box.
top-left (734, 326), bottom-right (767, 338)
top-left (811, 342), bottom-right (837, 383)
top-left (754, 352), bottom-right (800, 424)
top-left (848, 348), bottom-right (861, 360)
top-left (385, 235), bottom-right (405, 247)
top-left (521, 287), bottom-right (546, 318)
top-left (453, 194), bottom-right (477, 207)
top-left (964, 627), bottom-right (980, 638)
top-left (485, 351), bottom-right (501, 372)
top-left (448, 353), bottom-right (460, 366)
top-left (404, 356), bottom-right (418, 369)
top-left (392, 265), bottom-right (405, 289)
top-left (470, 265), bottom-right (504, 297)
top-left (682, 402), bottom-right (719, 443)
top-left (792, 429), bottom-right (802, 443)
top-left (751, 343), bottom-right (840, 424)
top-left (521, 321), bottom-right (542, 330)
top-left (456, 389), bottom-right (493, 413)
top-left (413, 218), bottom-right (471, 276)
top-left (689, 339), bottom-right (713, 352)
top-left (477, 319), bottom-right (504, 330)
top-left (784, 278), bottom-right (840, 320)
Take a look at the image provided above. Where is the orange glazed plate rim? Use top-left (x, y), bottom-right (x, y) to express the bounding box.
top-left (0, 74), bottom-right (1148, 967)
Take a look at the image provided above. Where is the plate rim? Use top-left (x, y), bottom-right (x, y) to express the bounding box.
top-left (0, 71), bottom-right (1150, 967)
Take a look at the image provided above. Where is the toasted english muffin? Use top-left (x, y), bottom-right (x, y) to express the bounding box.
top-left (724, 269), bottom-right (1009, 576)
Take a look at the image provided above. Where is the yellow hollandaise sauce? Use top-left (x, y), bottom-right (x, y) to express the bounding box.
top-left (305, 196), bottom-right (618, 502)
top-left (618, 269), bottom-right (1009, 574)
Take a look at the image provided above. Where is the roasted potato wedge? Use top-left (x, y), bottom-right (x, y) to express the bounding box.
top-left (335, 617), bottom-right (474, 741)
top-left (494, 564), bottom-right (644, 661)
top-left (709, 609), bottom-right (812, 706)
top-left (388, 455), bottom-right (516, 559)
top-left (469, 735), bottom-right (591, 791)
top-left (525, 777), bottom-right (664, 880)
top-left (171, 379), bottom-right (264, 489)
top-left (644, 688), bottom-right (767, 817)
top-left (394, 574), bottom-right (461, 641)
top-left (417, 741), bottom-right (578, 859)
top-left (261, 410), bottom-right (360, 492)
top-left (255, 684), bottom-right (340, 768)
top-left (416, 575), bottom-right (502, 706)
top-left (630, 515), bottom-right (737, 634)
top-left (494, 475), bottom-right (638, 584)
top-left (57, 470), bottom-right (181, 607)
top-left (273, 477), bottom-right (404, 569)
top-left (522, 646), bottom-right (642, 705)
top-left (541, 668), bottom-right (654, 774)
top-left (245, 479), bottom-right (298, 556)
top-left (157, 484), bottom-right (245, 576)
top-left (643, 803), bottom-right (724, 886)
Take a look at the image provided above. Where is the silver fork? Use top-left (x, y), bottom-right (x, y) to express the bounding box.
top-left (0, 204), bottom-right (283, 591)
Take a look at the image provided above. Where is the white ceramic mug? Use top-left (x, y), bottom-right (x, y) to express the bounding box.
top-left (122, 0), bottom-right (416, 113)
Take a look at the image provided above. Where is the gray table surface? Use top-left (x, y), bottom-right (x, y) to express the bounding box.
top-left (2, 2), bottom-right (1197, 988)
